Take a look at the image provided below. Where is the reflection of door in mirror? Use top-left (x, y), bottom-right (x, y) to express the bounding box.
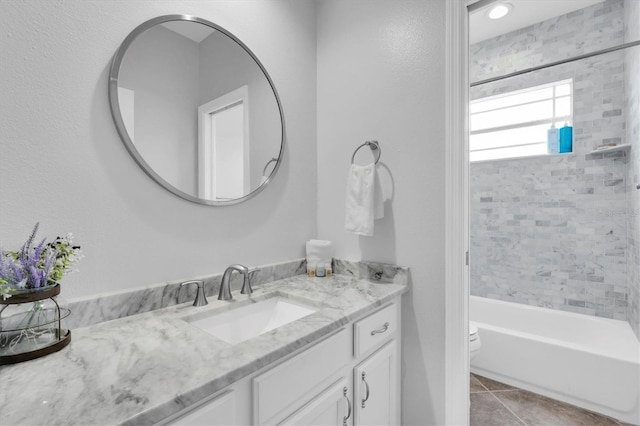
top-left (198, 86), bottom-right (250, 200)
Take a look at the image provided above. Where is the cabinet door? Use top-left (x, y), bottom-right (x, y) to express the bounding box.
top-left (253, 329), bottom-right (351, 425)
top-left (354, 340), bottom-right (398, 426)
top-left (282, 378), bottom-right (352, 426)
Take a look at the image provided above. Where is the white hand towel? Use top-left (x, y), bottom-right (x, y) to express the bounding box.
top-left (305, 239), bottom-right (333, 273)
top-left (345, 163), bottom-right (384, 236)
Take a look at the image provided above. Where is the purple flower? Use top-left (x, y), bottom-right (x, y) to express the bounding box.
top-left (29, 265), bottom-right (41, 288)
top-left (0, 223), bottom-right (81, 297)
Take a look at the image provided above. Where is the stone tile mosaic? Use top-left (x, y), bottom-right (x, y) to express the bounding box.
top-left (623, 0), bottom-right (640, 340)
top-left (470, 0), bottom-right (636, 323)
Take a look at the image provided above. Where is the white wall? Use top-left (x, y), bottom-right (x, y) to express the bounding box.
top-left (316, 1), bottom-right (447, 424)
top-left (1, 0), bottom-right (449, 422)
top-left (0, 0), bottom-right (318, 299)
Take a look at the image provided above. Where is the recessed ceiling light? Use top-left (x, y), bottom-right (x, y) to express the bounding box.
top-left (487, 3), bottom-right (512, 20)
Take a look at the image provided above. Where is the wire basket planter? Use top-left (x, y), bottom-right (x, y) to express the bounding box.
top-left (0, 283), bottom-right (71, 365)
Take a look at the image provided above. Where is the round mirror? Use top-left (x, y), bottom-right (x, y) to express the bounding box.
top-left (109, 15), bottom-right (285, 205)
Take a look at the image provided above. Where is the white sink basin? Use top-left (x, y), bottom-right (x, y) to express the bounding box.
top-left (185, 297), bottom-right (317, 345)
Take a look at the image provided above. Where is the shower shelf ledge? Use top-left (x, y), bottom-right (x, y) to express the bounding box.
top-left (586, 144), bottom-right (631, 159)
top-left (587, 144), bottom-right (631, 156)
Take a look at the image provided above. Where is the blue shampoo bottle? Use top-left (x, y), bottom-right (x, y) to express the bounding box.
top-left (559, 122), bottom-right (573, 153)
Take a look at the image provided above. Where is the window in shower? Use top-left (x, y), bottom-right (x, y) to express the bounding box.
top-left (470, 79), bottom-right (573, 162)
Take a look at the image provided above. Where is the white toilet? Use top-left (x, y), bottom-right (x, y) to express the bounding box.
top-left (469, 321), bottom-right (481, 361)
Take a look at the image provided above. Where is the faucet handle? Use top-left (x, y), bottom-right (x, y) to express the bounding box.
top-left (241, 268), bottom-right (260, 295)
top-left (179, 280), bottom-right (208, 307)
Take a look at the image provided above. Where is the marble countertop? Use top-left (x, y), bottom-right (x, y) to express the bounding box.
top-left (1, 273), bottom-right (408, 426)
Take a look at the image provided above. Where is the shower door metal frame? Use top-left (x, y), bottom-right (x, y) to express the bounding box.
top-left (471, 40), bottom-right (640, 88)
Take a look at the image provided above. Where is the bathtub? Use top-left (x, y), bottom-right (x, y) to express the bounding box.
top-left (470, 295), bottom-right (640, 424)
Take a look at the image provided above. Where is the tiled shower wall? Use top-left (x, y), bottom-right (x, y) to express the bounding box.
top-left (470, 0), bottom-right (632, 320)
top-left (624, 0), bottom-right (639, 339)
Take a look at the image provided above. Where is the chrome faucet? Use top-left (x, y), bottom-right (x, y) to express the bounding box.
top-left (218, 264), bottom-right (259, 300)
top-left (179, 280), bottom-right (208, 306)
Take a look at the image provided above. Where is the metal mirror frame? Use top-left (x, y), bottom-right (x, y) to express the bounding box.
top-left (108, 14), bottom-right (285, 206)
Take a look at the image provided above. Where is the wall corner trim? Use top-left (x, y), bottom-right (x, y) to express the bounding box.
top-left (444, 0), bottom-right (471, 424)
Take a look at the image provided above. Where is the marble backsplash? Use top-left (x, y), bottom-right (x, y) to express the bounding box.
top-left (65, 258), bottom-right (408, 329)
top-left (333, 258), bottom-right (408, 285)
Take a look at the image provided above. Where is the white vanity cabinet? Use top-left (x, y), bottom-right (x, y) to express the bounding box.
top-left (353, 341), bottom-right (398, 426)
top-left (351, 303), bottom-right (400, 426)
top-left (280, 300), bottom-right (401, 426)
top-left (163, 298), bottom-right (401, 426)
top-left (285, 324), bottom-right (399, 426)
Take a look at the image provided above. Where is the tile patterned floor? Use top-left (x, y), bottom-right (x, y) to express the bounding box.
top-left (470, 374), bottom-right (633, 426)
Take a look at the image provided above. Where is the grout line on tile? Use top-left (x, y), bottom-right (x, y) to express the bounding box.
top-left (470, 374), bottom-right (490, 393)
top-left (490, 391), bottom-right (529, 426)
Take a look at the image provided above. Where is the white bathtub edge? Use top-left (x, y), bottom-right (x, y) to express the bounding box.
top-left (470, 296), bottom-right (640, 425)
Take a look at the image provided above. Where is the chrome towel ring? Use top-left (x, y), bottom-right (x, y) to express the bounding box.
top-left (351, 140), bottom-right (381, 165)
